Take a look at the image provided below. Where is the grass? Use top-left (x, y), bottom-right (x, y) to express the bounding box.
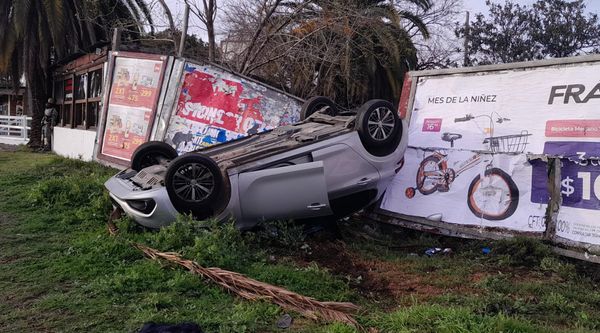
top-left (1, 150), bottom-right (600, 332)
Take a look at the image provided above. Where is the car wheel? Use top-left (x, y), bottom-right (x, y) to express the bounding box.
top-left (165, 154), bottom-right (225, 220)
top-left (356, 100), bottom-right (402, 155)
top-left (300, 96), bottom-right (338, 120)
top-left (131, 141), bottom-right (178, 171)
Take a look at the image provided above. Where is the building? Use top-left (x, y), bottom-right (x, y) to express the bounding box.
top-left (0, 76), bottom-right (27, 116)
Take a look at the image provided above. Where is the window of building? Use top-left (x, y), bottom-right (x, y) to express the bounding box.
top-left (54, 64), bottom-right (103, 130)
top-left (87, 102), bottom-right (100, 129)
top-left (62, 104), bottom-right (72, 127)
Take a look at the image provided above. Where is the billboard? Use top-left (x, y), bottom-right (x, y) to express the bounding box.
top-left (98, 54), bottom-right (167, 163)
top-left (381, 61), bottom-right (600, 240)
top-left (164, 63), bottom-right (301, 154)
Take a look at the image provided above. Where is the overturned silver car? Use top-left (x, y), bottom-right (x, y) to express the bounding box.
top-left (105, 98), bottom-right (407, 229)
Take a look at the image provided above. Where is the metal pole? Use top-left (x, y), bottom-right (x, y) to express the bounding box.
top-left (111, 28), bottom-right (122, 52)
top-left (178, 4), bottom-right (190, 57)
top-left (463, 11), bottom-right (470, 67)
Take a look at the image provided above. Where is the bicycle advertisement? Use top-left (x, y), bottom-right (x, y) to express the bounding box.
top-left (380, 60), bottom-right (600, 241)
top-left (382, 147), bottom-right (548, 232)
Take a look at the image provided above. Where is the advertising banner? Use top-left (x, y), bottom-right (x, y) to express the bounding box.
top-left (530, 142), bottom-right (600, 245)
top-left (164, 63), bottom-right (301, 154)
top-left (407, 62), bottom-right (600, 154)
top-left (381, 60), bottom-right (600, 234)
top-left (100, 56), bottom-right (165, 161)
top-left (381, 148), bottom-right (548, 232)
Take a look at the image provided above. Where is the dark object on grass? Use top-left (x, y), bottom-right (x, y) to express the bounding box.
top-left (277, 313), bottom-right (293, 329)
top-left (138, 322), bottom-right (204, 333)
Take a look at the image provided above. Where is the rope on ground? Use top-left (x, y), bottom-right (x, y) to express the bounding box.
top-left (106, 207), bottom-right (361, 328)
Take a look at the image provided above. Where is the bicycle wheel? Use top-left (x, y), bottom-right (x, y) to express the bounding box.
top-left (416, 155), bottom-right (443, 195)
top-left (467, 167), bottom-right (519, 221)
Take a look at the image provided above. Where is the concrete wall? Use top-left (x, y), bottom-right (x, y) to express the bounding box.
top-left (53, 127), bottom-right (97, 161)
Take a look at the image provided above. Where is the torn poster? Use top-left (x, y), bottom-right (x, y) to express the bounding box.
top-left (164, 63), bottom-right (302, 154)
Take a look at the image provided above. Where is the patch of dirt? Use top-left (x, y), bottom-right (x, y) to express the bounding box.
top-left (296, 241), bottom-right (463, 301)
top-left (300, 241), bottom-right (390, 295)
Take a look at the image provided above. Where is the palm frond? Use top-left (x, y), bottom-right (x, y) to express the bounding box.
top-left (398, 10), bottom-right (429, 39)
top-left (41, 0), bottom-right (66, 52)
top-left (132, 0), bottom-right (154, 34)
top-left (12, 0), bottom-right (33, 37)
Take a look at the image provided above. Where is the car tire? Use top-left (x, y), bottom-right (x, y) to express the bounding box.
top-left (356, 100), bottom-right (402, 155)
top-left (300, 96), bottom-right (338, 120)
top-left (165, 154), bottom-right (225, 220)
top-left (131, 141), bottom-right (178, 171)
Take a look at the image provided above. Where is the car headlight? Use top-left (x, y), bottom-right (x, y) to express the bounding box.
top-left (126, 199), bottom-right (156, 214)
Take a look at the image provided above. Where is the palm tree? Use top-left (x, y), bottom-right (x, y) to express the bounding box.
top-left (0, 0), bottom-right (153, 147)
top-left (268, 0), bottom-right (431, 106)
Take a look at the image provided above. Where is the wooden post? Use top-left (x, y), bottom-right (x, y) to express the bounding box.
top-left (111, 28), bottom-right (122, 52)
top-left (178, 4), bottom-right (190, 57)
top-left (545, 158), bottom-right (562, 240)
top-left (463, 11), bottom-right (470, 67)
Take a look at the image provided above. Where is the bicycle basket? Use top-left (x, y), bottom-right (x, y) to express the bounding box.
top-left (484, 130), bottom-right (532, 153)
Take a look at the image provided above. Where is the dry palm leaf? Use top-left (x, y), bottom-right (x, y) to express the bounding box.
top-left (133, 243), bottom-right (360, 327)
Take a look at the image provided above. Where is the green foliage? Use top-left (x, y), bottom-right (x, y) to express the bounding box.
top-left (492, 237), bottom-right (554, 267)
top-left (457, 0), bottom-right (600, 65)
top-left (239, 0), bottom-right (430, 107)
top-left (3, 152), bottom-right (600, 333)
top-left (254, 220), bottom-right (307, 251)
top-left (374, 304), bottom-right (543, 333)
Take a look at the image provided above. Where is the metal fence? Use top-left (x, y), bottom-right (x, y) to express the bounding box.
top-left (0, 115), bottom-right (31, 141)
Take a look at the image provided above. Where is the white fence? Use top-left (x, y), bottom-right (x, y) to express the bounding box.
top-left (0, 115), bottom-right (31, 144)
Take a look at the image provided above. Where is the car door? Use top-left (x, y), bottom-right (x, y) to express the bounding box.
top-left (311, 143), bottom-right (380, 198)
top-left (237, 161), bottom-right (332, 221)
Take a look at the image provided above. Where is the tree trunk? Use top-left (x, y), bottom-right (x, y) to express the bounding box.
top-left (26, 72), bottom-right (47, 148)
top-left (207, 22), bottom-right (216, 62)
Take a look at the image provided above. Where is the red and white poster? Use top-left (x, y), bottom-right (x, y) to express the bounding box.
top-left (164, 63), bottom-right (301, 154)
top-left (100, 56), bottom-right (165, 161)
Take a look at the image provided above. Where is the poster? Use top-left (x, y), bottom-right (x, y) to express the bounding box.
top-left (164, 63), bottom-right (301, 154)
top-left (407, 62), bottom-right (600, 155)
top-left (381, 61), bottom-right (600, 233)
top-left (531, 142), bottom-right (600, 244)
top-left (381, 148), bottom-right (547, 232)
top-left (101, 57), bottom-right (164, 161)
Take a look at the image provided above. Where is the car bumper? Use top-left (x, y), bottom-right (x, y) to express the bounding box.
top-left (104, 176), bottom-right (179, 229)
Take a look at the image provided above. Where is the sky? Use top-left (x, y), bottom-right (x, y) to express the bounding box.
top-left (163, 0), bottom-right (600, 41)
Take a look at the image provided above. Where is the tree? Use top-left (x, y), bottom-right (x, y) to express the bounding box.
top-left (0, 0), bottom-right (153, 146)
top-left (399, 0), bottom-right (463, 69)
top-left (186, 0), bottom-right (218, 62)
top-left (531, 0), bottom-right (600, 58)
top-left (457, 0), bottom-right (600, 66)
top-left (222, 0), bottom-right (431, 107)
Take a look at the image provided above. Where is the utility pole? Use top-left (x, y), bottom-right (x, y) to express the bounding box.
top-left (178, 3), bottom-right (190, 57)
top-left (463, 11), bottom-right (470, 67)
top-left (111, 28), bottom-right (122, 51)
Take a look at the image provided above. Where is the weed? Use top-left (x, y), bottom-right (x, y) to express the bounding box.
top-left (373, 304), bottom-right (544, 333)
top-left (492, 237), bottom-right (554, 267)
top-left (254, 220), bottom-right (306, 251)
